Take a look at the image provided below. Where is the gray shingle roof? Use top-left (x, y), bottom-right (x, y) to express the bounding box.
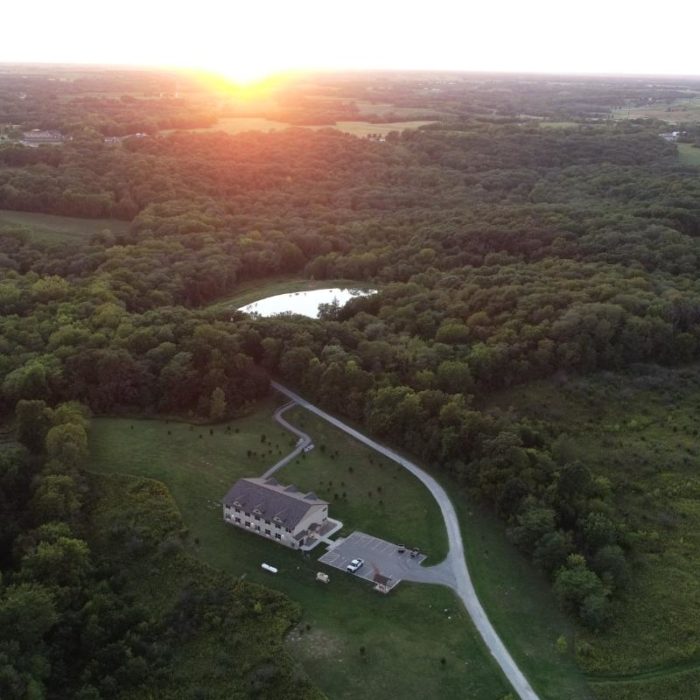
top-left (222, 477), bottom-right (328, 530)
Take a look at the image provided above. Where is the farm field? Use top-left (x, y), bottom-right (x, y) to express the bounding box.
top-left (327, 120), bottom-right (435, 136)
top-left (207, 276), bottom-right (374, 312)
top-left (486, 365), bottom-right (700, 699)
top-left (316, 96), bottom-right (444, 120)
top-left (162, 115), bottom-right (435, 137)
top-left (612, 96), bottom-right (700, 123)
top-left (161, 116), bottom-right (291, 134)
top-left (88, 400), bottom-right (510, 700)
top-left (0, 209), bottom-right (129, 244)
top-left (678, 142), bottom-right (700, 167)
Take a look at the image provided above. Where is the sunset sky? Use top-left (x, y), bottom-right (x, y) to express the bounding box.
top-left (2, 0), bottom-right (698, 82)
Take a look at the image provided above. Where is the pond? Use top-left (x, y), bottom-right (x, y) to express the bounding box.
top-left (238, 288), bottom-right (376, 318)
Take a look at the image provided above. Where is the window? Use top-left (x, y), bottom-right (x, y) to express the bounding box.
top-left (234, 517), bottom-right (241, 523)
top-left (245, 521), bottom-right (251, 528)
top-left (255, 525), bottom-right (261, 531)
top-left (265, 529), bottom-right (271, 536)
top-left (274, 534), bottom-right (281, 540)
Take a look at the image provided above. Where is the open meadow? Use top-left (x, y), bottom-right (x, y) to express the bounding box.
top-left (162, 115), bottom-right (435, 138)
top-left (612, 96), bottom-right (700, 123)
top-left (486, 366), bottom-right (700, 699)
top-left (0, 209), bottom-right (129, 244)
top-left (678, 142), bottom-right (700, 167)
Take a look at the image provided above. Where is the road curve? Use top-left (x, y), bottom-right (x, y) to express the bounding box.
top-left (271, 381), bottom-right (539, 700)
top-left (262, 401), bottom-right (312, 478)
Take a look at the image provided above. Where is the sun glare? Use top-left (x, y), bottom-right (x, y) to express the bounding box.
top-left (196, 66), bottom-right (296, 101)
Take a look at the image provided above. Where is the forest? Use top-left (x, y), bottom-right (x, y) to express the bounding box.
top-left (2, 68), bottom-right (700, 698)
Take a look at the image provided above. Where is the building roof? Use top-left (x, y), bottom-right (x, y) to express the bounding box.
top-left (222, 477), bottom-right (328, 530)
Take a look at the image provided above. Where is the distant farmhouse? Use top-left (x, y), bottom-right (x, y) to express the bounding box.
top-left (223, 477), bottom-right (329, 549)
top-left (21, 129), bottom-right (65, 147)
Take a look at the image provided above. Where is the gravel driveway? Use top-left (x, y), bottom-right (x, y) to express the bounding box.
top-left (272, 381), bottom-right (540, 700)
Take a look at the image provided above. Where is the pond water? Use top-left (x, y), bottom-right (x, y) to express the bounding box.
top-left (238, 288), bottom-right (376, 318)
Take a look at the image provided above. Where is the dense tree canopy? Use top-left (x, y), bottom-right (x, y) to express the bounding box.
top-left (3, 71), bottom-right (700, 681)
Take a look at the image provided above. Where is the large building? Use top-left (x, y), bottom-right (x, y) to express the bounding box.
top-left (222, 477), bottom-right (329, 549)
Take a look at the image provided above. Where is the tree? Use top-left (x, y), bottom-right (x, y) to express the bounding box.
top-left (0, 583), bottom-right (58, 648)
top-left (15, 400), bottom-right (52, 453)
top-left (508, 502), bottom-right (557, 555)
top-left (591, 544), bottom-right (629, 590)
top-left (533, 530), bottom-right (574, 574)
top-left (210, 387), bottom-right (227, 421)
top-left (30, 475), bottom-right (82, 522)
top-left (45, 424), bottom-right (88, 468)
top-left (20, 537), bottom-right (91, 589)
top-left (553, 554), bottom-right (609, 628)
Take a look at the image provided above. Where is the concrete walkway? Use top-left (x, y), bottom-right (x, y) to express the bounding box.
top-left (262, 401), bottom-right (312, 478)
top-left (271, 381), bottom-right (539, 700)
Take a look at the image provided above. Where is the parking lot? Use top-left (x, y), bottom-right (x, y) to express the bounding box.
top-left (318, 531), bottom-right (428, 592)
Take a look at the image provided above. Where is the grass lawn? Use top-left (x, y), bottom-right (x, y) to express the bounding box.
top-left (277, 406), bottom-right (592, 698)
top-left (485, 366), bottom-right (700, 699)
top-left (88, 399), bottom-right (510, 700)
top-left (206, 276), bottom-right (375, 312)
top-left (275, 407), bottom-right (448, 561)
top-left (0, 209), bottom-right (129, 244)
top-left (451, 488), bottom-right (593, 699)
top-left (678, 142), bottom-right (700, 167)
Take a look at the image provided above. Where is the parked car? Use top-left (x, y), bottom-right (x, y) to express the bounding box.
top-left (346, 558), bottom-right (364, 573)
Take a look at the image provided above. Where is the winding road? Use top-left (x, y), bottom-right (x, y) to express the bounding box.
top-left (262, 401), bottom-right (312, 478)
top-left (271, 381), bottom-right (539, 700)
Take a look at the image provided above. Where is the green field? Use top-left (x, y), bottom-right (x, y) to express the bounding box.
top-left (678, 142), bottom-right (700, 167)
top-left (88, 472), bottom-right (322, 698)
top-left (161, 116), bottom-right (292, 135)
top-left (317, 96), bottom-right (444, 120)
top-left (207, 276), bottom-right (375, 311)
top-left (163, 115), bottom-right (434, 138)
top-left (276, 407), bottom-right (448, 560)
top-left (486, 366), bottom-right (700, 699)
top-left (538, 121), bottom-right (582, 129)
top-left (328, 120), bottom-right (435, 136)
top-left (0, 209), bottom-right (129, 244)
top-left (613, 96), bottom-right (700, 123)
top-left (279, 406), bottom-right (592, 699)
top-left (88, 400), bottom-right (511, 700)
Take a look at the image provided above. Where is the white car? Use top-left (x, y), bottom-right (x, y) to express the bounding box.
top-left (346, 558), bottom-right (364, 573)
